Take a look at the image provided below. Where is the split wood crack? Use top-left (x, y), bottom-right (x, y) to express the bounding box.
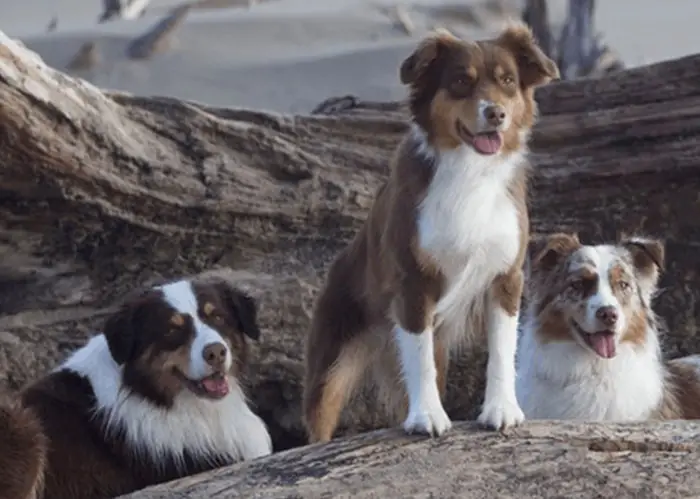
top-left (584, 438), bottom-right (695, 453)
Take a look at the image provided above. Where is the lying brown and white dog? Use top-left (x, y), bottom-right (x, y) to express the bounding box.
top-left (0, 277), bottom-right (272, 499)
top-left (302, 24), bottom-right (559, 443)
top-left (516, 233), bottom-right (700, 421)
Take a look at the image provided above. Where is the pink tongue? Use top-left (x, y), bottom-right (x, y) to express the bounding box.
top-left (201, 377), bottom-right (230, 396)
top-left (588, 333), bottom-right (616, 359)
top-left (472, 133), bottom-right (502, 155)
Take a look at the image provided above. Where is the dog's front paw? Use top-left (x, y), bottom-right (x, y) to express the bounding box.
top-left (402, 399), bottom-right (452, 437)
top-left (477, 397), bottom-right (524, 431)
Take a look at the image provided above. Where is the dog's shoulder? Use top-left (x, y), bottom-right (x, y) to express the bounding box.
top-left (21, 368), bottom-right (98, 430)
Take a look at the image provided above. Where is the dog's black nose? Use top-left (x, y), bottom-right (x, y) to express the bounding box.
top-left (484, 105), bottom-right (506, 127)
top-left (595, 306), bottom-right (618, 327)
top-left (202, 342), bottom-right (227, 368)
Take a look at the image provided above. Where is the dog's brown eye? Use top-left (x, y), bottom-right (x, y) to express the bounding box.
top-left (619, 281), bottom-right (631, 291)
top-left (453, 73), bottom-right (473, 87)
top-left (502, 75), bottom-right (515, 86)
top-left (570, 280), bottom-right (584, 292)
top-left (212, 314), bottom-right (224, 324)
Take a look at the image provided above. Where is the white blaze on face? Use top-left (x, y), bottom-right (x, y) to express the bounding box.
top-left (477, 99), bottom-right (511, 131)
top-left (568, 246), bottom-right (626, 334)
top-left (566, 245), bottom-right (630, 360)
top-left (158, 280), bottom-right (233, 380)
top-left (477, 99), bottom-right (491, 130)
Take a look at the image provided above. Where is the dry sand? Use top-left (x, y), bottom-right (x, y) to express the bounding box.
top-left (1, 0), bottom-right (700, 113)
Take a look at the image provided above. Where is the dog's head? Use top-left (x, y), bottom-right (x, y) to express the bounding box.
top-left (400, 22), bottom-right (558, 155)
top-left (102, 278), bottom-right (261, 407)
top-left (526, 233), bottom-right (665, 359)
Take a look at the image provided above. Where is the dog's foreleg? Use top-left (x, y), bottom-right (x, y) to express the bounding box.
top-left (395, 325), bottom-right (452, 436)
top-left (478, 270), bottom-right (525, 430)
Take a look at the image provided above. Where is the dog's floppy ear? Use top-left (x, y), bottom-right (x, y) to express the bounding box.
top-left (620, 237), bottom-right (665, 302)
top-left (215, 281), bottom-right (261, 341)
top-left (103, 302), bottom-right (138, 365)
top-left (400, 28), bottom-right (460, 85)
top-left (528, 232), bottom-right (581, 272)
top-left (621, 237), bottom-right (665, 274)
top-left (497, 22), bottom-right (560, 88)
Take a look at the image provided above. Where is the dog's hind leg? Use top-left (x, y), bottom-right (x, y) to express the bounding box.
top-left (302, 287), bottom-right (372, 444)
top-left (303, 340), bottom-right (370, 444)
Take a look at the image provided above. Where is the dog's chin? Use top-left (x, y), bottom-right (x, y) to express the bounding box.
top-left (175, 370), bottom-right (230, 400)
top-left (455, 121), bottom-right (503, 156)
top-left (570, 320), bottom-right (618, 359)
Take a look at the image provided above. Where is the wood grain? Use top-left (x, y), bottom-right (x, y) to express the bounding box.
top-left (118, 421), bottom-right (700, 498)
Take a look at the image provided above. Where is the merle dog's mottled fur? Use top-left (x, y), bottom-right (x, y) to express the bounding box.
top-left (517, 234), bottom-right (700, 422)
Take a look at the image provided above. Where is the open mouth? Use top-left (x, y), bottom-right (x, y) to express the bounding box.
top-left (176, 371), bottom-right (230, 400)
top-left (456, 121), bottom-right (502, 155)
top-left (571, 320), bottom-right (617, 359)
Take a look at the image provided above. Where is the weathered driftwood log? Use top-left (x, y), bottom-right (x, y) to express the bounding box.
top-left (118, 421), bottom-right (700, 498)
top-left (2, 30), bottom-right (700, 454)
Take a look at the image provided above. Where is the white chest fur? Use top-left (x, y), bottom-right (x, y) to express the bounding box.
top-left (515, 318), bottom-right (665, 421)
top-left (61, 335), bottom-right (272, 468)
top-left (415, 140), bottom-right (522, 329)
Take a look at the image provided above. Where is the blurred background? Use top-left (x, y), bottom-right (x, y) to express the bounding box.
top-left (0, 0), bottom-right (698, 113)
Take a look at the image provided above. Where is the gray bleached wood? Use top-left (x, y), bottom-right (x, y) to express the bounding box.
top-left (117, 421), bottom-right (700, 498)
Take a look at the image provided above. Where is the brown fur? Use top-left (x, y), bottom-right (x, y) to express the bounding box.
top-left (658, 359), bottom-right (700, 419)
top-left (620, 309), bottom-right (648, 346)
top-left (303, 24), bottom-right (558, 443)
top-left (400, 26), bottom-right (557, 155)
top-left (0, 278), bottom-right (262, 499)
top-left (0, 398), bottom-right (46, 499)
top-left (517, 234), bottom-right (586, 347)
top-left (102, 280), bottom-right (257, 407)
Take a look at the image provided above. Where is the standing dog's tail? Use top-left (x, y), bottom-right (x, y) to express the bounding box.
top-left (0, 397), bottom-right (47, 499)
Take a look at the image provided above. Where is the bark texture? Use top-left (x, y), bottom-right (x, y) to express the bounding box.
top-left (1, 30), bottom-right (700, 454)
top-left (118, 421), bottom-right (700, 498)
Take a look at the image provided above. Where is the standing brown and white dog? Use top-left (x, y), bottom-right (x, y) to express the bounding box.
top-left (517, 233), bottom-right (700, 421)
top-left (0, 277), bottom-right (272, 499)
top-left (303, 24), bottom-right (559, 443)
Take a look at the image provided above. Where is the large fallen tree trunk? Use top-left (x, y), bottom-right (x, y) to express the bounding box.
top-left (116, 420), bottom-right (700, 498)
top-left (2, 30), bottom-right (700, 454)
